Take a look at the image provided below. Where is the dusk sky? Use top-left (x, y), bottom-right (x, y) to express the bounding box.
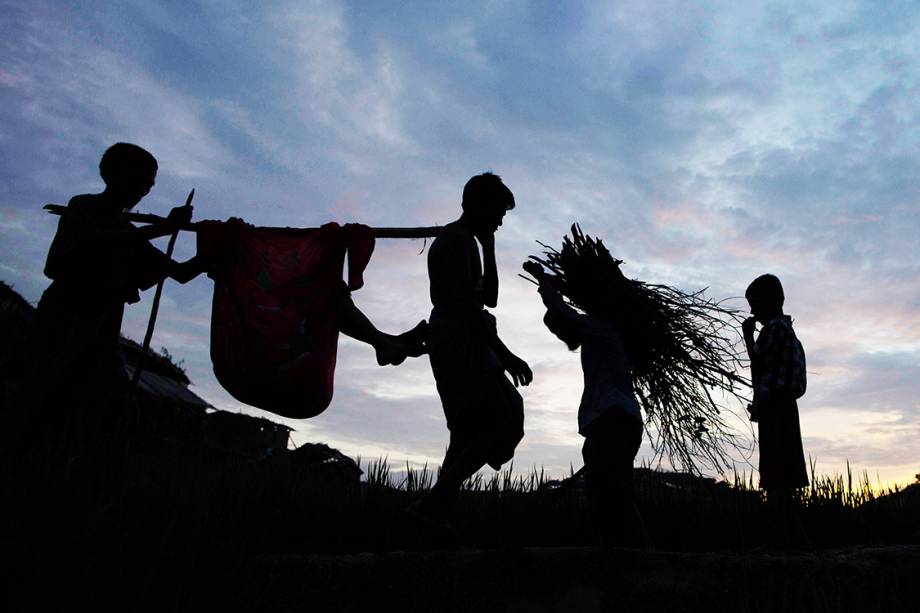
top-left (2, 1), bottom-right (918, 486)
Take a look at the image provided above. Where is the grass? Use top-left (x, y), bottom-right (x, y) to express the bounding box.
top-left (1, 402), bottom-right (917, 611)
top-left (353, 455), bottom-right (918, 551)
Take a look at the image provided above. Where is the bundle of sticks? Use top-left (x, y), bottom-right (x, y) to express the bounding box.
top-left (526, 224), bottom-right (752, 474)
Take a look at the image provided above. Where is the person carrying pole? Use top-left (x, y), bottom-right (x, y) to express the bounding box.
top-left (36, 143), bottom-right (438, 424)
top-left (27, 142), bottom-right (204, 454)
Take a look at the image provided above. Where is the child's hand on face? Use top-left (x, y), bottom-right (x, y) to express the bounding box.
top-left (742, 316), bottom-right (757, 337)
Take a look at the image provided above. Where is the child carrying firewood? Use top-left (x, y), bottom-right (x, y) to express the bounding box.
top-left (523, 257), bottom-right (652, 549)
top-left (524, 224), bottom-right (753, 547)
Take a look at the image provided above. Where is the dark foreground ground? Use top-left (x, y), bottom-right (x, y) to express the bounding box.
top-left (245, 545), bottom-right (920, 613)
top-left (2, 420), bottom-right (918, 612)
top-left (240, 546), bottom-right (920, 612)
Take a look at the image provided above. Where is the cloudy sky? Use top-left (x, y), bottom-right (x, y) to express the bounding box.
top-left (2, 1), bottom-right (918, 486)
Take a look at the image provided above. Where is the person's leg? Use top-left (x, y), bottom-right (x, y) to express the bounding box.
top-left (606, 455), bottom-right (651, 549)
top-left (581, 432), bottom-right (607, 543)
top-left (416, 427), bottom-right (499, 519)
top-left (583, 410), bottom-right (651, 549)
top-left (766, 488), bottom-right (810, 549)
top-left (336, 289), bottom-right (426, 365)
top-left (612, 412), bottom-right (651, 549)
top-left (765, 488), bottom-right (789, 547)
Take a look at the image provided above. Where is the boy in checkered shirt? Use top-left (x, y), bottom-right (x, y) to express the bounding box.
top-left (743, 274), bottom-right (810, 547)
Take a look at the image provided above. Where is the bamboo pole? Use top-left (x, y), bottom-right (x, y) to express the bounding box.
top-left (43, 204), bottom-right (441, 239)
top-left (131, 189), bottom-right (194, 389)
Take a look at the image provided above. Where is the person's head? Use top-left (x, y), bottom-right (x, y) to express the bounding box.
top-left (99, 142), bottom-right (158, 208)
top-left (745, 274), bottom-right (785, 323)
top-left (461, 172), bottom-right (515, 236)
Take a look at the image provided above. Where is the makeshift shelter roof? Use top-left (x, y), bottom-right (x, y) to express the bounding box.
top-left (124, 363), bottom-right (210, 411)
top-left (0, 280), bottom-right (209, 411)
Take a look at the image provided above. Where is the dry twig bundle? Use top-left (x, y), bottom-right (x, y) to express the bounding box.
top-left (526, 224), bottom-right (751, 474)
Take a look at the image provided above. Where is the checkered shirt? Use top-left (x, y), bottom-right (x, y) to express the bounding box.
top-left (751, 316), bottom-right (807, 403)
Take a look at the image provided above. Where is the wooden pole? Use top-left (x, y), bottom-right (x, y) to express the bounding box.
top-left (130, 189), bottom-right (194, 389)
top-left (43, 204), bottom-right (441, 239)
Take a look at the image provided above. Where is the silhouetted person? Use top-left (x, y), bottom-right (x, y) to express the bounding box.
top-left (409, 173), bottom-right (532, 532)
top-left (743, 273), bottom-right (810, 548)
top-left (28, 143), bottom-right (204, 452)
top-left (524, 260), bottom-right (652, 549)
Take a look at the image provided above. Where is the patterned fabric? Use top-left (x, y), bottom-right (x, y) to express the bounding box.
top-left (197, 218), bottom-right (375, 419)
top-left (751, 316), bottom-right (807, 404)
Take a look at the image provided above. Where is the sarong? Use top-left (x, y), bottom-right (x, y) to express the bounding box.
top-left (428, 309), bottom-right (524, 469)
top-left (758, 397), bottom-right (809, 490)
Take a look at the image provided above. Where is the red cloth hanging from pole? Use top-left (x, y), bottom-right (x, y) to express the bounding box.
top-left (197, 218), bottom-right (375, 418)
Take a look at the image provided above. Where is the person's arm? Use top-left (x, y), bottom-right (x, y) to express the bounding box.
top-left (742, 317), bottom-right (757, 360)
top-left (750, 321), bottom-right (785, 403)
top-left (430, 231), bottom-right (531, 386)
top-left (479, 233), bottom-right (498, 308)
top-left (96, 204), bottom-right (193, 245)
top-left (523, 260), bottom-right (588, 343)
top-left (489, 331), bottom-right (533, 387)
top-left (168, 255), bottom-right (206, 284)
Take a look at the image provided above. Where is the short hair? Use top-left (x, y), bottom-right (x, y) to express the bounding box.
top-left (99, 142), bottom-right (158, 185)
top-left (746, 273), bottom-right (785, 307)
top-left (461, 172), bottom-right (515, 214)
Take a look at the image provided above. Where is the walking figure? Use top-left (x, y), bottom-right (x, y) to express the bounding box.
top-left (524, 258), bottom-right (652, 549)
top-left (409, 173), bottom-right (532, 534)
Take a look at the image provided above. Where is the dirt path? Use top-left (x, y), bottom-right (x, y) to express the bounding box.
top-left (242, 545), bottom-right (920, 612)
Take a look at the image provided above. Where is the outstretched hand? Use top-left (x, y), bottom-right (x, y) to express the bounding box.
top-left (503, 352), bottom-right (533, 387)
